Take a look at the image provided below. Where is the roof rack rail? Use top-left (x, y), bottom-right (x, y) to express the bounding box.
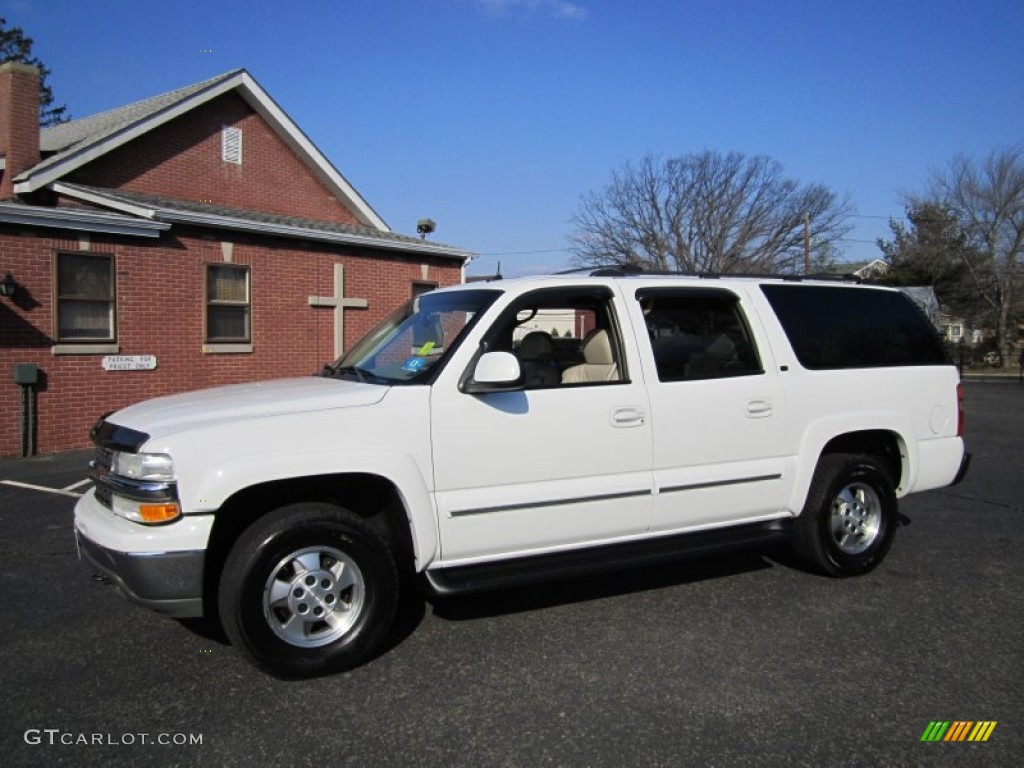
top-left (589, 264), bottom-right (645, 277)
top-left (697, 271), bottom-right (863, 284)
top-left (555, 263), bottom-right (864, 282)
top-left (805, 272), bottom-right (864, 283)
top-left (554, 264), bottom-right (646, 277)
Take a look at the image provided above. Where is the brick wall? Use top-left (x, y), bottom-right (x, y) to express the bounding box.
top-left (0, 226), bottom-right (462, 456)
top-left (0, 63), bottom-right (41, 199)
top-left (65, 92), bottom-right (362, 225)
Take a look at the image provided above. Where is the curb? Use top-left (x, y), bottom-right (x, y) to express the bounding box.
top-left (961, 374), bottom-right (1023, 384)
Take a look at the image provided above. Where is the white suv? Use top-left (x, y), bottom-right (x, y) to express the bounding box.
top-left (74, 271), bottom-right (970, 677)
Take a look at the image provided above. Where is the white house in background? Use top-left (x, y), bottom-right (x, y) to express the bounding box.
top-left (831, 259), bottom-right (889, 280)
top-left (512, 310), bottom-right (583, 342)
top-left (940, 315), bottom-right (985, 345)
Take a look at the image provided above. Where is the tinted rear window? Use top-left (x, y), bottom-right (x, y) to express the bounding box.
top-left (760, 284), bottom-right (948, 369)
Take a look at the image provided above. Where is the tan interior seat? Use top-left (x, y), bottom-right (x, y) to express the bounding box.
top-left (562, 329), bottom-right (618, 383)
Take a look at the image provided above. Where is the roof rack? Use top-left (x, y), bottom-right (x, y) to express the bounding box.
top-left (553, 264), bottom-right (642, 276)
top-left (557, 263), bottom-right (863, 283)
top-left (698, 271), bottom-right (863, 284)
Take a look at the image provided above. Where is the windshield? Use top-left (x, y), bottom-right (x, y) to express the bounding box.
top-left (324, 288), bottom-right (500, 384)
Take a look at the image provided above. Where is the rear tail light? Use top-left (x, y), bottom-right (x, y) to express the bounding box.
top-left (956, 382), bottom-right (964, 437)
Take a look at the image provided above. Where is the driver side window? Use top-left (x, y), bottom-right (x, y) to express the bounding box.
top-left (485, 288), bottom-right (625, 388)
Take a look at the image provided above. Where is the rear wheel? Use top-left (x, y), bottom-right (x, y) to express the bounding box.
top-left (218, 502), bottom-right (398, 678)
top-left (793, 453), bottom-right (897, 577)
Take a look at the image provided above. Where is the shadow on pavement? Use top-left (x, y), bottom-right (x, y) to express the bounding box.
top-left (429, 547), bottom-right (777, 621)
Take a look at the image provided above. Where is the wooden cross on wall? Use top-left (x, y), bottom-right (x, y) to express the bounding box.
top-left (308, 264), bottom-right (368, 359)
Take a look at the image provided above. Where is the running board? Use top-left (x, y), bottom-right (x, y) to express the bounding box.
top-left (422, 519), bottom-right (793, 596)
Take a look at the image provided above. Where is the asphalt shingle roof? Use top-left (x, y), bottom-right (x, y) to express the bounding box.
top-left (60, 184), bottom-right (470, 258)
top-left (39, 70), bottom-right (243, 156)
top-left (26, 71), bottom-right (248, 190)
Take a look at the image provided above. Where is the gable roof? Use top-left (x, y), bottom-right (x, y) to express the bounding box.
top-left (17, 69), bottom-right (389, 231)
top-left (38, 71), bottom-right (240, 156)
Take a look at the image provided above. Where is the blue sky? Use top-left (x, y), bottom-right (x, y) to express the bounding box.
top-left (6, 0), bottom-right (1023, 277)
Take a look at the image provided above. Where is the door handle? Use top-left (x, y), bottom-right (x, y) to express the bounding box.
top-left (746, 398), bottom-right (773, 418)
top-left (611, 407), bottom-right (646, 427)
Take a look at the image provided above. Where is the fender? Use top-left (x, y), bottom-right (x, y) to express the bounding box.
top-left (134, 386), bottom-right (438, 568)
top-left (187, 447), bottom-right (437, 570)
top-left (788, 410), bottom-right (913, 515)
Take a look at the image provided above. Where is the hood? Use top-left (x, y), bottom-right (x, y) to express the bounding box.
top-left (109, 376), bottom-right (389, 442)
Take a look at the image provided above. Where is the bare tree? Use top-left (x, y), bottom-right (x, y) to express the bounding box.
top-left (914, 147), bottom-right (1024, 360)
top-left (570, 151), bottom-right (853, 274)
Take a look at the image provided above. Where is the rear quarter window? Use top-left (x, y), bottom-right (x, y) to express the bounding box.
top-left (760, 284), bottom-right (949, 369)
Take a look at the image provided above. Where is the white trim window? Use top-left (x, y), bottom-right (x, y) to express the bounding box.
top-left (206, 263), bottom-right (250, 343)
top-left (55, 252), bottom-right (116, 341)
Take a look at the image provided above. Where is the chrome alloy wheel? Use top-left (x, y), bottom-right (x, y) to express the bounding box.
top-left (830, 482), bottom-right (882, 555)
top-left (262, 546), bottom-right (365, 648)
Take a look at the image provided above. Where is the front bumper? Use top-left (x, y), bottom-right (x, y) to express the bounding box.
top-left (76, 529), bottom-right (205, 617)
top-left (74, 490), bottom-right (212, 618)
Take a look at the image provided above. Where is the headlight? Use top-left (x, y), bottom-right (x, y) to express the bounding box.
top-left (105, 451), bottom-right (180, 524)
top-left (111, 451), bottom-right (176, 482)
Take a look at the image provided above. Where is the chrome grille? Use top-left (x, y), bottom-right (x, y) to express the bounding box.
top-left (94, 445), bottom-right (114, 471)
top-left (91, 446), bottom-right (114, 508)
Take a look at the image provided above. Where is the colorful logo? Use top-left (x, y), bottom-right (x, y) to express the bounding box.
top-left (920, 721), bottom-right (997, 742)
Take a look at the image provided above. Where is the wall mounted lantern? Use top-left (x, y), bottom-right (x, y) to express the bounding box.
top-left (0, 272), bottom-right (18, 298)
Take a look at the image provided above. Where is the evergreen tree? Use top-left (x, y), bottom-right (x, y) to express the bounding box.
top-left (877, 203), bottom-right (978, 321)
top-left (0, 17), bottom-right (69, 126)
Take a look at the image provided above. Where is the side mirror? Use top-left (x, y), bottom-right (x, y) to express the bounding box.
top-left (462, 351), bottom-right (523, 394)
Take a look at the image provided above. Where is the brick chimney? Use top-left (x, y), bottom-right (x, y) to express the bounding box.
top-left (0, 62), bottom-right (41, 199)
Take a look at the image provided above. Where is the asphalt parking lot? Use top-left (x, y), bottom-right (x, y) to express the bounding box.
top-left (1, 381), bottom-right (1021, 767)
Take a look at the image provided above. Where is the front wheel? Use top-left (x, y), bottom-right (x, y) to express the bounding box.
top-left (218, 502), bottom-right (398, 678)
top-left (793, 453), bottom-right (897, 577)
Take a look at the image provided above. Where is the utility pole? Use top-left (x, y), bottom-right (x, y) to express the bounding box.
top-left (803, 213), bottom-right (811, 275)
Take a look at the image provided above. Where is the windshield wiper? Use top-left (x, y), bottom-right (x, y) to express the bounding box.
top-left (331, 365), bottom-right (390, 384)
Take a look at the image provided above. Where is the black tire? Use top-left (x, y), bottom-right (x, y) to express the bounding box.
top-left (218, 502), bottom-right (398, 678)
top-left (792, 453), bottom-right (897, 577)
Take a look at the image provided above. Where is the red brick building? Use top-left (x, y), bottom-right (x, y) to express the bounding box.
top-left (0, 64), bottom-right (470, 456)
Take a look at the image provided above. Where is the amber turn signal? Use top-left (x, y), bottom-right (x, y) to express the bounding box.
top-left (138, 503), bottom-right (181, 523)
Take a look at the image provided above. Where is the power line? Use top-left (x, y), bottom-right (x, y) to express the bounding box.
top-left (475, 248), bottom-right (572, 256)
top-left (479, 240), bottom-right (886, 254)
top-left (475, 219), bottom-right (1017, 259)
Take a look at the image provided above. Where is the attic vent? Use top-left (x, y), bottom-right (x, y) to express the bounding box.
top-left (222, 126), bottom-right (242, 164)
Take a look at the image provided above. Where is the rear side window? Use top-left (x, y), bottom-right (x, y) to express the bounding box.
top-left (636, 288), bottom-right (763, 381)
top-left (760, 284), bottom-right (948, 369)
